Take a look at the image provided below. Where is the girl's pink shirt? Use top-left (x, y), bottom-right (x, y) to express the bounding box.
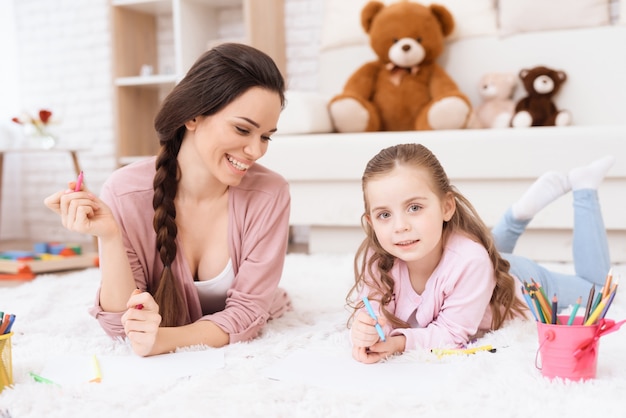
top-left (89, 157), bottom-right (291, 343)
top-left (362, 233), bottom-right (522, 350)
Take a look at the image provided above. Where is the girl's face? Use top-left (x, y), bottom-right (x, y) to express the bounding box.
top-left (184, 87), bottom-right (282, 186)
top-left (365, 164), bottom-right (455, 267)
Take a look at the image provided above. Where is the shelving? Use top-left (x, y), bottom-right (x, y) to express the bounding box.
top-left (110, 0), bottom-right (286, 165)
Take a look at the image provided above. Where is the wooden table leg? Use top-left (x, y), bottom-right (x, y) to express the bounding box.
top-left (69, 150), bottom-right (82, 177)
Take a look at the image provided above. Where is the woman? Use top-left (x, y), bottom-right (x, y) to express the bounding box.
top-left (44, 43), bottom-right (291, 356)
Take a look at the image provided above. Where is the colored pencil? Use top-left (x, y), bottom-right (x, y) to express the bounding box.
top-left (521, 286), bottom-right (538, 321)
top-left (599, 281), bottom-right (618, 320)
top-left (584, 294), bottom-right (610, 326)
top-left (583, 285), bottom-right (595, 322)
top-left (567, 296), bottom-right (582, 326)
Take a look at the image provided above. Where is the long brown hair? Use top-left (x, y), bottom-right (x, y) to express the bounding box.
top-left (347, 143), bottom-right (527, 330)
top-left (151, 43), bottom-right (285, 327)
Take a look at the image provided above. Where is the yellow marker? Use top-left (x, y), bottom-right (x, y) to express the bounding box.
top-left (89, 354), bottom-right (102, 383)
top-left (431, 344), bottom-right (496, 357)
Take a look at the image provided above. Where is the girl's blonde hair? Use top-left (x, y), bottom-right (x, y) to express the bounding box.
top-left (347, 143), bottom-right (527, 330)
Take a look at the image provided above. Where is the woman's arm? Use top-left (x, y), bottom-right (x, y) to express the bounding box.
top-left (122, 290), bottom-right (228, 356)
top-left (97, 228), bottom-right (137, 312)
top-left (44, 183), bottom-right (137, 312)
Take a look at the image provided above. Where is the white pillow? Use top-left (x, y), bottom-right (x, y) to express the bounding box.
top-left (498, 0), bottom-right (611, 36)
top-left (319, 0), bottom-right (498, 51)
top-left (621, 0), bottom-right (626, 24)
top-left (276, 91), bottom-right (333, 135)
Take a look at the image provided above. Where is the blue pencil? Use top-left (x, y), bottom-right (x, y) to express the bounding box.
top-left (362, 296), bottom-right (386, 342)
top-left (521, 286), bottom-right (538, 321)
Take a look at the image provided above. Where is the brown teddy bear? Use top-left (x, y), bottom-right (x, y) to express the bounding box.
top-left (466, 72), bottom-right (517, 129)
top-left (511, 66), bottom-right (572, 127)
top-left (328, 1), bottom-right (471, 132)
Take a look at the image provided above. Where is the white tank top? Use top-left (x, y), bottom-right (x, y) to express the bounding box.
top-left (193, 259), bottom-right (235, 315)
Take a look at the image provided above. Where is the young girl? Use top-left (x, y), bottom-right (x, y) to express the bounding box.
top-left (44, 43), bottom-right (291, 357)
top-left (348, 143), bottom-right (614, 364)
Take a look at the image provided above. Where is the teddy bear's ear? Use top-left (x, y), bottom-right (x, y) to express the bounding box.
top-left (361, 1), bottom-right (386, 34)
top-left (519, 69), bottom-right (529, 79)
top-left (429, 4), bottom-right (455, 37)
top-left (557, 71), bottom-right (567, 82)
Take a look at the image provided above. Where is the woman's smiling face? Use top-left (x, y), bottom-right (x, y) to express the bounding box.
top-left (184, 87), bottom-right (282, 186)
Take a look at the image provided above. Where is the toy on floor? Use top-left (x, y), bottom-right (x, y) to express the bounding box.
top-left (0, 242), bottom-right (99, 280)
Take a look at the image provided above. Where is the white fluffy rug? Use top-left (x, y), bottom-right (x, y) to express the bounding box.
top-left (0, 253), bottom-right (625, 418)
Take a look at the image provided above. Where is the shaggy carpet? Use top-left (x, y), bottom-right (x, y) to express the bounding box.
top-left (0, 253), bottom-right (624, 418)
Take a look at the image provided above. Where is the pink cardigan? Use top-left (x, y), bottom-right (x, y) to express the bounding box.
top-left (89, 157), bottom-right (291, 343)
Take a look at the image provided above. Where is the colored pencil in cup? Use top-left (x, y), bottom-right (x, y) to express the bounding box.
top-left (583, 285), bottom-right (595, 322)
top-left (567, 296), bottom-right (582, 325)
top-left (551, 294), bottom-right (558, 325)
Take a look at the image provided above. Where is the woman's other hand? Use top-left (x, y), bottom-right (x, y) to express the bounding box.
top-left (122, 289), bottom-right (162, 357)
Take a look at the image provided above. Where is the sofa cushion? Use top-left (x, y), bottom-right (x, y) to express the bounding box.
top-left (277, 91), bottom-right (333, 135)
top-left (320, 0), bottom-right (498, 51)
top-left (498, 0), bottom-right (611, 36)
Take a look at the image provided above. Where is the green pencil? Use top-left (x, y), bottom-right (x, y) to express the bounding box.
top-left (29, 371), bottom-right (59, 386)
top-left (567, 296), bottom-right (582, 325)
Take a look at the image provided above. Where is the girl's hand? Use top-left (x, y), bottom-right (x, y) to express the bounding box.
top-left (43, 183), bottom-right (118, 239)
top-left (121, 290), bottom-right (162, 357)
top-left (352, 335), bottom-right (407, 364)
top-left (350, 310), bottom-right (387, 348)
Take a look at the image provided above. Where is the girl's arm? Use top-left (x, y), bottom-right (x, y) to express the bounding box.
top-left (390, 257), bottom-right (496, 350)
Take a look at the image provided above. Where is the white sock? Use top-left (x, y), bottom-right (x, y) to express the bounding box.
top-left (568, 155), bottom-right (615, 191)
top-left (511, 171), bottom-right (571, 220)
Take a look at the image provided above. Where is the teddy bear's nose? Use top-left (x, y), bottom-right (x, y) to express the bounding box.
top-left (402, 44), bottom-right (411, 52)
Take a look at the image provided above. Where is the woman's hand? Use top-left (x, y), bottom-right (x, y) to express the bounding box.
top-left (121, 290), bottom-right (162, 357)
top-left (43, 182), bottom-right (118, 239)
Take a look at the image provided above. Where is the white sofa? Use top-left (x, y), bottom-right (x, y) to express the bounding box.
top-left (261, 1), bottom-right (626, 263)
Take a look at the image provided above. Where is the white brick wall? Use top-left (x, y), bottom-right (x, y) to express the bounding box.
top-left (8, 0), bottom-right (115, 245)
top-left (6, 0), bottom-right (622, 246)
top-left (6, 0), bottom-right (322, 246)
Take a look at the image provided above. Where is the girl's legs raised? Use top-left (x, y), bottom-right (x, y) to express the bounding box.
top-left (568, 156), bottom-right (615, 283)
top-left (492, 171), bottom-right (570, 253)
top-left (505, 155), bottom-right (615, 307)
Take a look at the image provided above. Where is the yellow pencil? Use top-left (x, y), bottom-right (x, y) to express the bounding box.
top-left (431, 345), bottom-right (496, 357)
top-left (584, 294), bottom-right (609, 326)
top-left (89, 354), bottom-right (102, 383)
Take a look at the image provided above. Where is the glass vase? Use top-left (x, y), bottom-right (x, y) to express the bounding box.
top-left (22, 124), bottom-right (57, 150)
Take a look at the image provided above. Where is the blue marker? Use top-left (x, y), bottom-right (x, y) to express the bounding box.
top-left (362, 297), bottom-right (386, 342)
